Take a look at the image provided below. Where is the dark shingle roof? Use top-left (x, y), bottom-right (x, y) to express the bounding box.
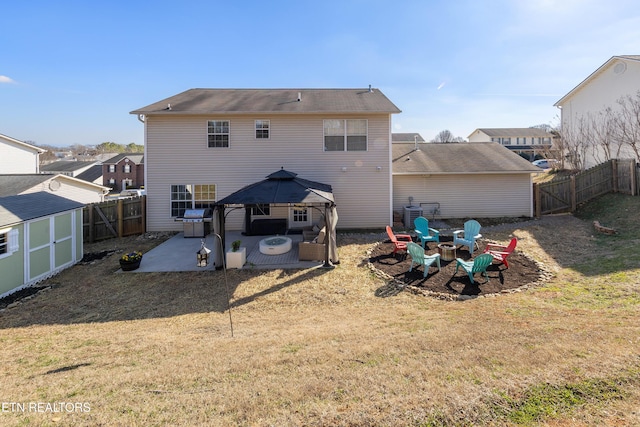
top-left (131, 88), bottom-right (402, 115)
top-left (0, 175), bottom-right (51, 196)
top-left (392, 142), bottom-right (541, 174)
top-left (76, 165), bottom-right (104, 183)
top-left (40, 160), bottom-right (97, 173)
top-left (103, 154), bottom-right (144, 165)
top-left (0, 193), bottom-right (84, 227)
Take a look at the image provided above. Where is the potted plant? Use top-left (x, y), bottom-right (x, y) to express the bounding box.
top-left (119, 251), bottom-right (143, 271)
top-left (231, 240), bottom-right (242, 252)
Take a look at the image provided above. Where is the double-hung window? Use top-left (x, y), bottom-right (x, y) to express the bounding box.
top-left (123, 164), bottom-right (131, 173)
top-left (108, 165), bottom-right (115, 173)
top-left (170, 184), bottom-right (217, 217)
top-left (0, 228), bottom-right (19, 258)
top-left (323, 119), bottom-right (367, 151)
top-left (255, 120), bottom-right (270, 139)
top-left (207, 120), bottom-right (230, 148)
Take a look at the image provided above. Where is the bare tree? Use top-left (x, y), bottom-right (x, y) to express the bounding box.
top-left (559, 115), bottom-right (591, 170)
top-left (616, 90), bottom-right (640, 161)
top-left (586, 107), bottom-right (622, 164)
top-left (432, 130), bottom-right (463, 143)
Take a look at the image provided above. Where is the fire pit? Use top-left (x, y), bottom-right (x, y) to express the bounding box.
top-left (259, 236), bottom-right (292, 255)
top-left (437, 243), bottom-right (457, 261)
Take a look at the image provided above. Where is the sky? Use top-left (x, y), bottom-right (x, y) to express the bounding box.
top-left (2, 0), bottom-right (640, 147)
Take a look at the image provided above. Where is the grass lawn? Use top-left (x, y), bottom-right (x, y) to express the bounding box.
top-left (1, 193), bottom-right (639, 426)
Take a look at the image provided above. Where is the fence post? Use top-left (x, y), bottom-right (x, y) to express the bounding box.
top-left (534, 183), bottom-right (541, 218)
top-left (117, 199), bottom-right (124, 237)
top-left (141, 195), bottom-right (147, 233)
top-left (631, 161), bottom-right (637, 196)
top-left (612, 159), bottom-right (618, 193)
top-left (570, 176), bottom-right (577, 212)
top-left (88, 204), bottom-right (95, 243)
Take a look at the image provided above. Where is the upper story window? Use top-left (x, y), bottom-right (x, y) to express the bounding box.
top-left (109, 165), bottom-right (115, 173)
top-left (123, 164), bottom-right (131, 173)
top-left (207, 120), bottom-right (230, 148)
top-left (324, 119), bottom-right (367, 151)
top-left (255, 120), bottom-right (270, 139)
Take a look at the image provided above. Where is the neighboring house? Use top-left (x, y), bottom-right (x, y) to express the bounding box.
top-left (102, 153), bottom-right (145, 192)
top-left (468, 128), bottom-right (554, 160)
top-left (392, 142), bottom-right (541, 221)
top-left (554, 55), bottom-right (640, 169)
top-left (40, 160), bottom-right (98, 177)
top-left (0, 133), bottom-right (46, 174)
top-left (130, 88), bottom-right (401, 232)
top-left (0, 192), bottom-right (84, 299)
top-left (392, 133), bottom-right (426, 144)
top-left (76, 164), bottom-right (104, 186)
top-left (0, 174), bottom-right (109, 204)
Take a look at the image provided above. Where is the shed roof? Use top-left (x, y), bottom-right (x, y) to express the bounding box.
top-left (0, 192), bottom-right (84, 227)
top-left (131, 88), bottom-right (401, 115)
top-left (216, 168), bottom-right (334, 206)
top-left (392, 142), bottom-right (541, 174)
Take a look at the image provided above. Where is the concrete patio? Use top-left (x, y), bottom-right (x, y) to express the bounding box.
top-left (123, 231), bottom-right (325, 272)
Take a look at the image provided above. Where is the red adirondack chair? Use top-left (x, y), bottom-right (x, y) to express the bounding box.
top-left (483, 237), bottom-right (517, 268)
top-left (385, 226), bottom-right (413, 256)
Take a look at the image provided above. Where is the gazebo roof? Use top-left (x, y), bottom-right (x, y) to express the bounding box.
top-left (216, 168), bottom-right (334, 206)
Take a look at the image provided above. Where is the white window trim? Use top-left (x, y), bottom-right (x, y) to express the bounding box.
top-left (207, 120), bottom-right (231, 148)
top-left (255, 120), bottom-right (270, 140)
top-left (323, 119), bottom-right (368, 152)
top-left (0, 227), bottom-right (19, 258)
top-left (169, 184), bottom-right (217, 218)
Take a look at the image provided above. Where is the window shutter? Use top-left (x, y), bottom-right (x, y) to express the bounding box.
top-left (8, 229), bottom-right (19, 253)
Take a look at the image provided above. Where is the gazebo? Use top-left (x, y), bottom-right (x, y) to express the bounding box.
top-left (213, 168), bottom-right (339, 268)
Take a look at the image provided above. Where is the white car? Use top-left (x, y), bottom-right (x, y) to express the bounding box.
top-left (532, 159), bottom-right (557, 169)
top-left (121, 189), bottom-right (146, 197)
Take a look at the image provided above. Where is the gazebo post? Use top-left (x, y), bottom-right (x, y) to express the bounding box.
top-left (321, 202), bottom-right (334, 269)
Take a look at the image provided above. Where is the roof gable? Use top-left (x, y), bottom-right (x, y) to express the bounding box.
top-left (131, 88), bottom-right (401, 116)
top-left (0, 174), bottom-right (108, 197)
top-left (103, 153), bottom-right (144, 165)
top-left (554, 55), bottom-right (640, 106)
top-left (0, 133), bottom-right (46, 154)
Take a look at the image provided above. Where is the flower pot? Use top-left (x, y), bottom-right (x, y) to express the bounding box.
top-left (119, 259), bottom-right (141, 271)
top-left (226, 247), bottom-right (246, 269)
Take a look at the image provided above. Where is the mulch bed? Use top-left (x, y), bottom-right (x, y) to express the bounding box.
top-left (368, 236), bottom-right (544, 300)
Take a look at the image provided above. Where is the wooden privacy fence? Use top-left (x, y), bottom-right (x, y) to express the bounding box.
top-left (534, 159), bottom-right (637, 217)
top-left (83, 196), bottom-right (146, 242)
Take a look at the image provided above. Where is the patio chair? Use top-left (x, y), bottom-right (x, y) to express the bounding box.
top-left (483, 237), bottom-right (517, 268)
top-left (413, 216), bottom-right (440, 248)
top-left (454, 253), bottom-right (493, 284)
top-left (452, 219), bottom-right (482, 255)
top-left (386, 225), bottom-right (412, 256)
top-left (407, 242), bottom-right (441, 278)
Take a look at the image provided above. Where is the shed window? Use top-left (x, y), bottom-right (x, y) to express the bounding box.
top-left (324, 119), bottom-right (367, 151)
top-left (0, 228), bottom-right (19, 257)
top-left (207, 120), bottom-right (230, 148)
top-left (255, 120), bottom-right (270, 139)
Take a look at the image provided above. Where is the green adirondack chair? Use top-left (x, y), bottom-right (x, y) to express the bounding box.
top-left (454, 253), bottom-right (493, 284)
top-left (407, 242), bottom-right (441, 278)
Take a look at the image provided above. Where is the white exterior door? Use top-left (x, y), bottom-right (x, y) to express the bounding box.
top-left (288, 206), bottom-right (312, 228)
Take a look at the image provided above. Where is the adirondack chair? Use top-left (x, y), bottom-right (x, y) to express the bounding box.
top-left (483, 237), bottom-right (517, 268)
top-left (385, 226), bottom-right (413, 256)
top-left (413, 216), bottom-right (440, 248)
top-left (452, 219), bottom-right (482, 255)
top-left (454, 253), bottom-right (494, 284)
top-left (407, 242), bottom-right (441, 278)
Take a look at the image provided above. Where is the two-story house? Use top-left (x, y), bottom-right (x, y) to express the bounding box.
top-left (130, 88), bottom-right (401, 232)
top-left (102, 153), bottom-right (145, 192)
top-left (0, 133), bottom-right (45, 174)
top-left (554, 55), bottom-right (640, 169)
top-left (467, 128), bottom-right (555, 160)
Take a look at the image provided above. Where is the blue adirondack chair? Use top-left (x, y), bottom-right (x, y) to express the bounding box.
top-left (413, 216), bottom-right (440, 248)
top-left (407, 242), bottom-right (441, 278)
top-left (452, 219), bottom-right (482, 255)
top-left (454, 253), bottom-right (493, 284)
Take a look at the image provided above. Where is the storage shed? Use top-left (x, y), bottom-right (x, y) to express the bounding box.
top-left (0, 192), bottom-right (84, 299)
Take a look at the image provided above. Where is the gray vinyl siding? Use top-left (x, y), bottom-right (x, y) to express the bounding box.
top-left (393, 174), bottom-right (533, 219)
top-left (145, 114), bottom-right (392, 231)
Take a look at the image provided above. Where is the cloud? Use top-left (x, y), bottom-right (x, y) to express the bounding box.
top-left (0, 75), bottom-right (16, 84)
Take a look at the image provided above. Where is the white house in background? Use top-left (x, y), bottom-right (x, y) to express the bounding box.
top-left (392, 142), bottom-right (540, 222)
top-left (554, 55), bottom-right (640, 169)
top-left (130, 88), bottom-right (401, 232)
top-left (468, 128), bottom-right (554, 160)
top-left (0, 133), bottom-right (46, 174)
top-left (40, 160), bottom-right (98, 177)
top-left (0, 174), bottom-right (109, 204)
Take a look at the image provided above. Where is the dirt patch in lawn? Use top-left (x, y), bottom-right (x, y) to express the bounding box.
top-left (368, 235), bottom-right (547, 300)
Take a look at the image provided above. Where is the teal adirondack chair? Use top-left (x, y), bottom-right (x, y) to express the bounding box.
top-left (452, 219), bottom-right (482, 255)
top-left (407, 242), bottom-right (441, 278)
top-left (454, 253), bottom-right (493, 284)
top-left (413, 216), bottom-right (440, 248)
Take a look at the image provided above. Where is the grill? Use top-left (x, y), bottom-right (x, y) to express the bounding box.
top-left (182, 208), bottom-right (212, 238)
